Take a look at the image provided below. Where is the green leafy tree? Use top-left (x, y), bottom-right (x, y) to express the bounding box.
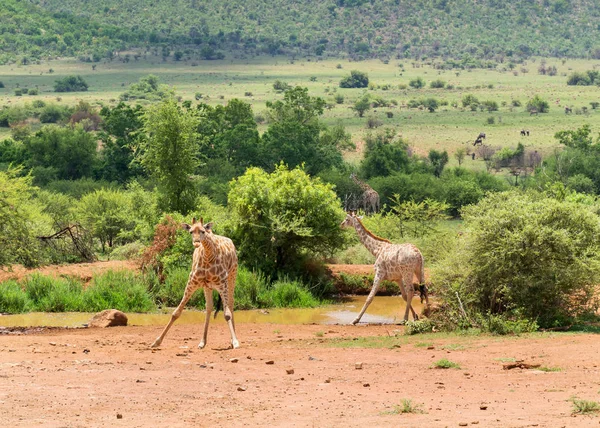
top-left (139, 99), bottom-right (200, 214)
top-left (261, 86), bottom-right (344, 175)
top-left (433, 191), bottom-right (600, 328)
top-left (75, 189), bottom-right (135, 252)
top-left (228, 165), bottom-right (346, 277)
top-left (352, 95), bottom-right (371, 117)
top-left (554, 124), bottom-right (595, 151)
top-left (339, 70), bottom-right (369, 88)
top-left (360, 130), bottom-right (411, 178)
top-left (409, 77), bottom-right (425, 89)
top-left (120, 75), bottom-right (174, 101)
top-left (526, 95), bottom-right (550, 113)
top-left (428, 149), bottom-right (449, 177)
top-left (25, 124), bottom-right (97, 181)
top-left (53, 75), bottom-right (89, 92)
top-left (98, 103), bottom-right (145, 183)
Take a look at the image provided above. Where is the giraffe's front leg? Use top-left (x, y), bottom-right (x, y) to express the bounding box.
top-left (198, 288), bottom-right (213, 349)
top-left (220, 281), bottom-right (240, 349)
top-left (353, 271), bottom-right (383, 325)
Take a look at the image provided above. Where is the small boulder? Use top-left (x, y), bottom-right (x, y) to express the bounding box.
top-left (88, 309), bottom-right (128, 328)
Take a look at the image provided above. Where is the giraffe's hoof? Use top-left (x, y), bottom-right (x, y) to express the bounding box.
top-left (351, 319), bottom-right (360, 325)
top-left (232, 340), bottom-right (240, 349)
top-left (198, 342), bottom-right (206, 349)
top-left (150, 339), bottom-right (162, 348)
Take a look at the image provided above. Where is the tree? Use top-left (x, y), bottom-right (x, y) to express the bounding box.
top-left (75, 189), bottom-right (135, 252)
top-left (339, 70), bottom-right (369, 88)
top-left (261, 86), bottom-right (344, 175)
top-left (428, 149), bottom-right (449, 177)
top-left (352, 95), bottom-right (371, 117)
top-left (139, 99), bottom-right (200, 214)
top-left (228, 165), bottom-right (346, 277)
top-left (360, 130), bottom-right (411, 178)
top-left (433, 191), bottom-right (600, 328)
top-left (25, 124), bottom-right (97, 181)
top-left (98, 103), bottom-right (145, 183)
top-left (455, 148), bottom-right (466, 166)
top-left (554, 124), bottom-right (595, 151)
top-left (526, 95), bottom-right (550, 113)
top-left (409, 77), bottom-right (425, 89)
top-left (53, 75), bottom-right (89, 92)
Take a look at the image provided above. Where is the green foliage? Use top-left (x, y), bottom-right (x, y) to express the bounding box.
top-left (352, 95), bottom-right (371, 117)
top-left (409, 77), bottom-right (425, 89)
top-left (83, 270), bottom-right (156, 313)
top-left (139, 99), bottom-right (200, 214)
top-left (0, 280), bottom-right (29, 313)
top-left (462, 94), bottom-right (479, 108)
top-left (432, 191), bottom-right (600, 328)
top-left (566, 70), bottom-right (600, 86)
top-left (262, 86), bottom-right (344, 175)
top-left (388, 195), bottom-right (450, 238)
top-left (431, 358), bottom-right (461, 369)
top-left (228, 165), bottom-right (346, 278)
top-left (273, 80), bottom-right (290, 92)
top-left (428, 149), bottom-right (448, 176)
top-left (120, 75), bottom-right (174, 101)
top-left (25, 124), bottom-right (97, 181)
top-left (260, 278), bottom-right (320, 308)
top-left (570, 398), bottom-right (600, 415)
top-left (0, 168), bottom-right (43, 267)
top-left (526, 95), bottom-right (550, 113)
top-left (429, 79), bottom-right (446, 89)
top-left (360, 130), bottom-right (410, 178)
top-left (404, 319), bottom-right (435, 335)
top-left (339, 70), bottom-right (369, 88)
top-left (53, 75), bottom-right (88, 92)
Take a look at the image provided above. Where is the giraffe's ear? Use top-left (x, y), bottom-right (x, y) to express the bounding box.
top-left (204, 222), bottom-right (213, 231)
top-left (192, 217), bottom-right (197, 224)
top-left (182, 223), bottom-right (191, 232)
top-left (357, 215), bottom-right (364, 220)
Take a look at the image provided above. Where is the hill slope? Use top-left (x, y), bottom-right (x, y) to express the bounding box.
top-left (4, 0), bottom-right (600, 62)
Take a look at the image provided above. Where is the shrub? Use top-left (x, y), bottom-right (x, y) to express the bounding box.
top-left (83, 270), bottom-right (155, 312)
top-left (234, 268), bottom-right (270, 309)
top-left (462, 94), bottom-right (479, 107)
top-left (404, 319), bottom-right (435, 335)
top-left (526, 95), bottom-right (550, 113)
top-left (261, 278), bottom-right (320, 308)
top-left (0, 280), bottom-right (29, 313)
top-left (432, 191), bottom-right (600, 328)
top-left (54, 75), bottom-right (89, 92)
top-left (429, 79), bottom-right (446, 89)
top-left (339, 70), bottom-right (369, 88)
top-left (408, 77), bottom-right (425, 89)
top-left (154, 266), bottom-right (205, 308)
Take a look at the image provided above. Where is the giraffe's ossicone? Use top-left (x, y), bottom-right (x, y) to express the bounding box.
top-left (150, 217), bottom-right (239, 349)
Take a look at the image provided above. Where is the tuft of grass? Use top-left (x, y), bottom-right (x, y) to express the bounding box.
top-left (383, 399), bottom-right (426, 414)
top-left (431, 358), bottom-right (461, 369)
top-left (414, 342), bottom-right (434, 348)
top-left (328, 336), bottom-right (406, 349)
top-left (234, 267), bottom-right (270, 309)
top-left (261, 278), bottom-right (320, 308)
top-left (0, 280), bottom-right (29, 313)
top-left (404, 319), bottom-right (435, 335)
top-left (570, 397), bottom-right (600, 415)
top-left (538, 366), bottom-right (562, 372)
top-left (315, 331), bottom-right (324, 337)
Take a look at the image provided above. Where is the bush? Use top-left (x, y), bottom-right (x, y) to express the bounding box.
top-left (432, 191), bottom-right (600, 328)
top-left (260, 278), bottom-right (320, 308)
top-left (339, 70), bottom-right (369, 88)
top-left (408, 77), bottom-right (425, 89)
top-left (54, 75), bottom-right (89, 92)
top-left (83, 270), bottom-right (155, 312)
top-left (526, 95), bottom-right (550, 113)
top-left (430, 79), bottom-right (446, 89)
top-left (0, 280), bottom-right (29, 313)
top-left (234, 267), bottom-right (270, 309)
top-left (566, 71), bottom-right (599, 86)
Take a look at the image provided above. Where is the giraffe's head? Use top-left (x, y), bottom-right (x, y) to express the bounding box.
top-left (340, 211), bottom-right (361, 229)
top-left (182, 217), bottom-right (213, 248)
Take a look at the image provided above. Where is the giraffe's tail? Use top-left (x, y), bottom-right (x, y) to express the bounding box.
top-left (214, 291), bottom-right (222, 319)
top-left (417, 252), bottom-right (428, 304)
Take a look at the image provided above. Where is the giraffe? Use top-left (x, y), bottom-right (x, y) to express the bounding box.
top-left (341, 212), bottom-right (428, 324)
top-left (150, 217), bottom-right (240, 349)
top-left (350, 173), bottom-right (380, 214)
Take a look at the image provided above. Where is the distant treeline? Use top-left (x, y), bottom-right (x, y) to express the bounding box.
top-left (3, 0), bottom-right (600, 64)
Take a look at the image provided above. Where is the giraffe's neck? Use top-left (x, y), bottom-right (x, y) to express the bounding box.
top-left (353, 220), bottom-right (387, 257)
top-left (201, 238), bottom-right (218, 265)
top-left (352, 176), bottom-right (370, 191)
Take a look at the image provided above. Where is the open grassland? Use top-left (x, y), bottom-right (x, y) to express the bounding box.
top-left (1, 55), bottom-right (599, 164)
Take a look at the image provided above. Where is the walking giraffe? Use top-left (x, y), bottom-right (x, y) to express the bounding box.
top-left (350, 173), bottom-right (380, 214)
top-left (150, 218), bottom-right (240, 349)
top-left (341, 212), bottom-right (428, 324)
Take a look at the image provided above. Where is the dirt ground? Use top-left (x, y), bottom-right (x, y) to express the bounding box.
top-left (1, 263), bottom-right (600, 427)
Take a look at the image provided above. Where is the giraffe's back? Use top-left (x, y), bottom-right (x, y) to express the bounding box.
top-left (375, 243), bottom-right (422, 280)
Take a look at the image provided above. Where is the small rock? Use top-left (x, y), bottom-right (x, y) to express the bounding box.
top-left (49, 342), bottom-right (56, 346)
top-left (83, 349), bottom-right (90, 354)
top-left (355, 362), bottom-right (363, 370)
top-left (230, 358), bottom-right (239, 363)
top-left (136, 379), bottom-right (145, 383)
top-left (325, 378), bottom-right (331, 383)
top-left (459, 423), bottom-right (468, 427)
top-left (265, 360), bottom-right (275, 365)
top-left (286, 368), bottom-right (295, 375)
top-left (237, 386), bottom-right (247, 391)
top-left (363, 383), bottom-right (370, 387)
top-left (427, 346), bottom-right (435, 350)
top-left (471, 422), bottom-right (479, 425)
top-left (480, 405), bottom-right (488, 410)
top-left (116, 413), bottom-right (123, 419)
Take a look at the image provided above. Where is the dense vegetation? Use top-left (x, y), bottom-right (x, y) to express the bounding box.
top-left (3, 0), bottom-right (600, 64)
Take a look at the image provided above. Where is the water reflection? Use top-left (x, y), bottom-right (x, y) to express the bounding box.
top-left (0, 296), bottom-right (426, 327)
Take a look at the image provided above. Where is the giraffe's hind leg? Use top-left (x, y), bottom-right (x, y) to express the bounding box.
top-left (400, 273), bottom-right (418, 322)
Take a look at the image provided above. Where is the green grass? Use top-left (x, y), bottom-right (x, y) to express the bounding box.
top-left (382, 399), bottom-right (426, 415)
top-left (2, 56), bottom-right (599, 165)
top-left (570, 398), bottom-right (600, 415)
top-left (538, 366), bottom-right (562, 372)
top-left (431, 358), bottom-right (461, 369)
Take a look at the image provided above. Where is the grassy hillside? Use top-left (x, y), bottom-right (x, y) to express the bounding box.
top-left (5, 0), bottom-right (600, 64)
